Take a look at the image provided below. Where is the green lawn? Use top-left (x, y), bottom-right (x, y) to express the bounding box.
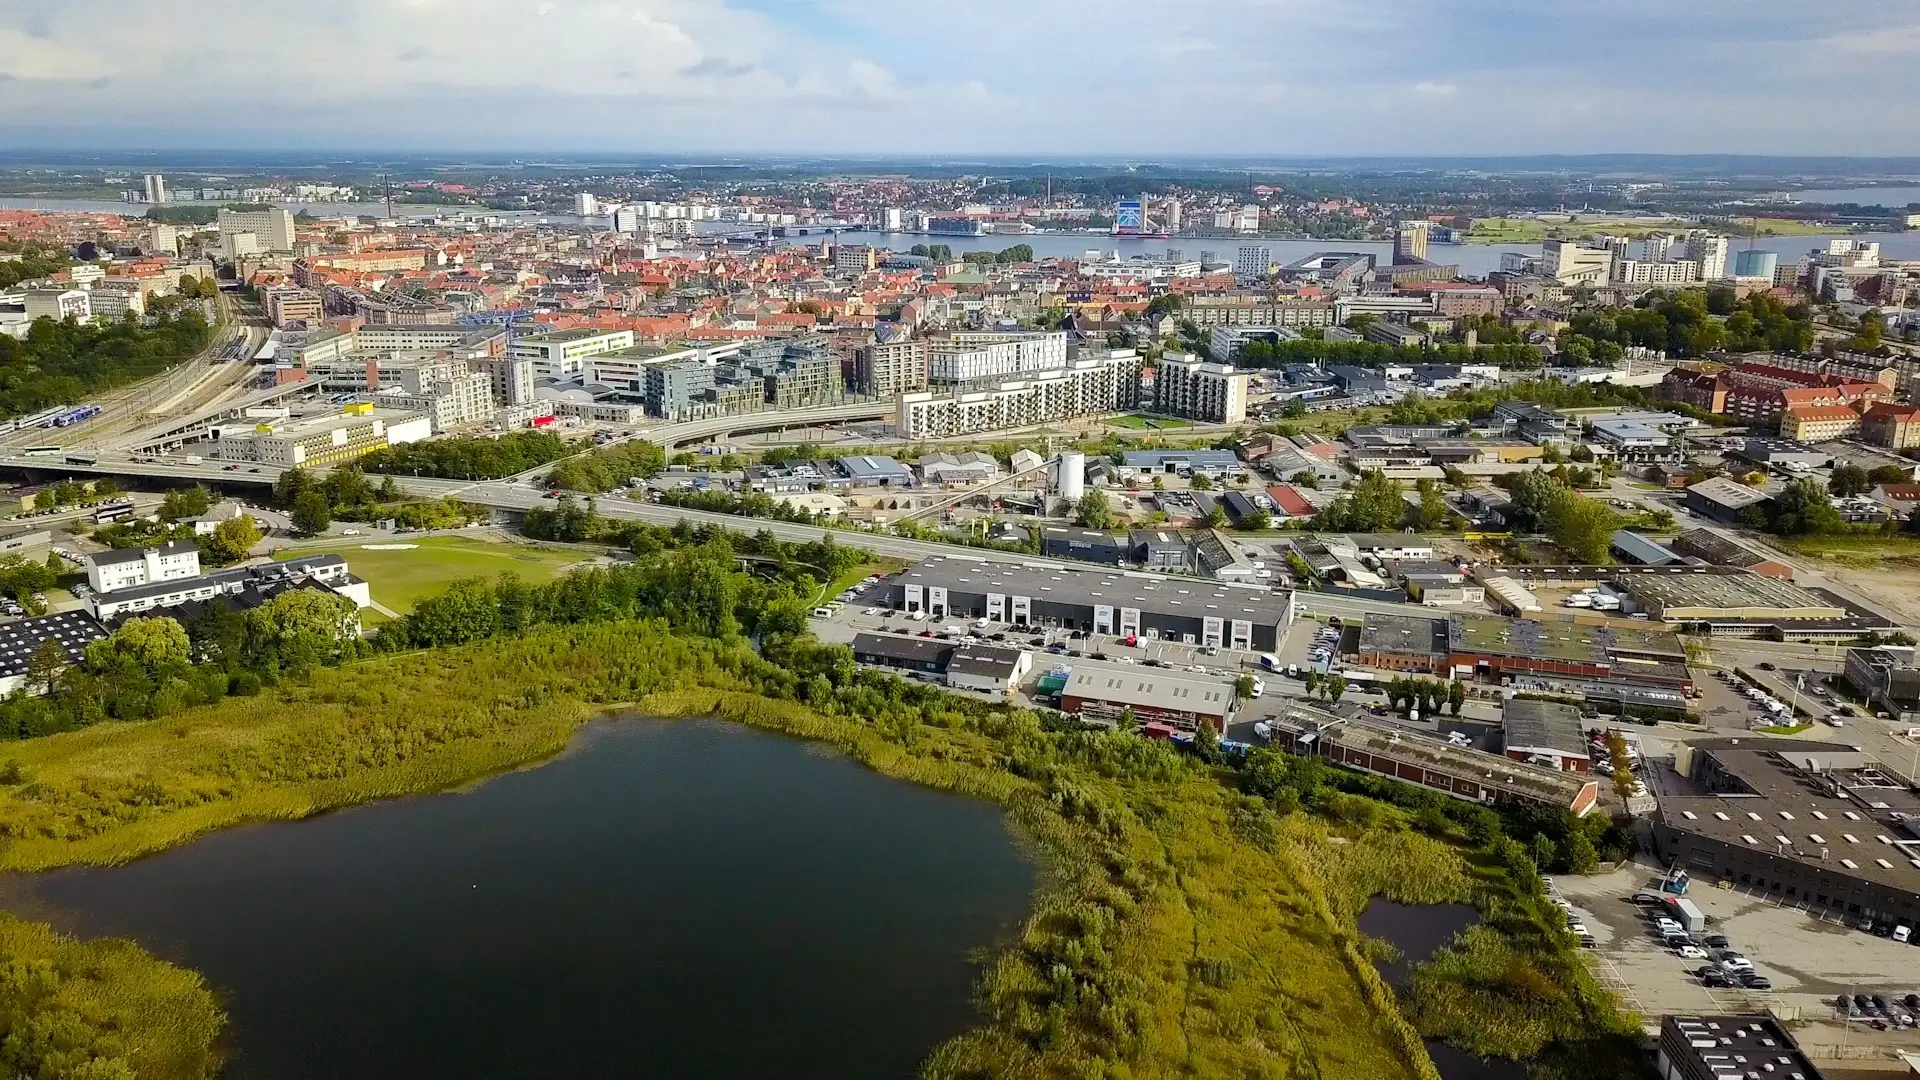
top-left (1726, 216), bottom-right (1848, 237)
top-left (1106, 413), bottom-right (1193, 430)
top-left (276, 534), bottom-right (596, 613)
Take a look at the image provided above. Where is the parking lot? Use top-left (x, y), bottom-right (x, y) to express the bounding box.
top-left (1555, 862), bottom-right (1920, 1061)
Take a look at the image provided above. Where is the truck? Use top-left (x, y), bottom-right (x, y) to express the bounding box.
top-left (1664, 897), bottom-right (1707, 934)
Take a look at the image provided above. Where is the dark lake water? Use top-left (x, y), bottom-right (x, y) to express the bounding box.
top-left (1359, 899), bottom-right (1531, 1080)
top-left (0, 718), bottom-right (1036, 1080)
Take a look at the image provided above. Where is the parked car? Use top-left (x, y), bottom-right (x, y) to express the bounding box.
top-left (1676, 945), bottom-right (1708, 960)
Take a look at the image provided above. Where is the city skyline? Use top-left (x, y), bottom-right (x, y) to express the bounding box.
top-left (2, 1), bottom-right (1919, 155)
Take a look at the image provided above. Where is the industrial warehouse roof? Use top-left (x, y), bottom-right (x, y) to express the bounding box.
top-left (1501, 698), bottom-right (1589, 757)
top-left (1609, 530), bottom-right (1679, 566)
top-left (850, 632), bottom-right (952, 666)
top-left (1686, 475), bottom-right (1773, 511)
top-left (1672, 528), bottom-right (1782, 570)
top-left (1269, 710), bottom-right (1595, 806)
top-left (1118, 449), bottom-right (1241, 470)
top-left (1625, 570), bottom-right (1846, 621)
top-left (1359, 612), bottom-right (1449, 658)
top-left (946, 645), bottom-right (1025, 680)
top-left (1061, 659), bottom-right (1236, 714)
top-left (894, 557), bottom-right (1295, 623)
top-left (1659, 739), bottom-right (1920, 895)
top-left (835, 455), bottom-right (914, 481)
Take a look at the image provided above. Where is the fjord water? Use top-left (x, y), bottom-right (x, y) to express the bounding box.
top-left (4, 719), bottom-right (1035, 1080)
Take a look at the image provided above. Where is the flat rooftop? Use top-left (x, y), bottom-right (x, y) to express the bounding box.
top-left (1271, 709), bottom-right (1594, 804)
top-left (1359, 612), bottom-right (1447, 658)
top-left (1060, 657), bottom-right (1237, 714)
top-left (515, 327), bottom-right (631, 344)
top-left (1662, 737), bottom-right (1920, 894)
top-left (1624, 570), bottom-right (1845, 618)
top-left (1446, 612), bottom-right (1686, 666)
top-left (1662, 1015), bottom-right (1821, 1080)
top-left (895, 556), bottom-right (1295, 624)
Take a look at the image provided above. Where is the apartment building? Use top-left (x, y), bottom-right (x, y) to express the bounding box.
top-left (1691, 233), bottom-right (1730, 280)
top-left (1184, 294), bottom-right (1337, 329)
top-left (23, 288), bottom-right (89, 322)
top-left (377, 370), bottom-right (494, 433)
top-left (1539, 240), bottom-right (1613, 285)
top-left (216, 207), bottom-right (296, 253)
top-left (510, 328), bottom-right (636, 379)
top-left (1393, 221), bottom-right (1431, 264)
top-left (1613, 259), bottom-right (1701, 286)
top-left (1862, 402), bottom-right (1920, 449)
top-left (85, 281), bottom-right (145, 319)
top-left (1778, 404), bottom-right (1861, 442)
top-left (1154, 354), bottom-right (1248, 424)
top-left (1234, 246), bottom-right (1273, 280)
top-left (926, 331), bottom-right (1069, 385)
top-left (264, 286), bottom-right (323, 329)
top-left (896, 351), bottom-right (1143, 439)
top-left (833, 245), bottom-right (877, 273)
top-left (85, 541), bottom-right (201, 594)
top-left (852, 339), bottom-right (929, 397)
top-left (472, 355), bottom-right (535, 406)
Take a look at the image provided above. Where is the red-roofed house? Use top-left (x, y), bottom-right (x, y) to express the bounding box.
top-left (1779, 404), bottom-right (1861, 442)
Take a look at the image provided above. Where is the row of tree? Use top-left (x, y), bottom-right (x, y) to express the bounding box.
top-left (0, 308), bottom-right (211, 420)
top-left (358, 430), bottom-right (574, 480)
top-left (547, 440), bottom-right (668, 492)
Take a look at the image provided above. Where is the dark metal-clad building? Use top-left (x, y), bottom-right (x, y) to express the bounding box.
top-left (1657, 1015), bottom-right (1823, 1080)
top-left (1128, 529), bottom-right (1190, 571)
top-left (1040, 528), bottom-right (1127, 566)
top-left (887, 556), bottom-right (1296, 650)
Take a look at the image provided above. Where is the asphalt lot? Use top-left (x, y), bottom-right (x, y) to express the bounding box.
top-left (1556, 862), bottom-right (1920, 1062)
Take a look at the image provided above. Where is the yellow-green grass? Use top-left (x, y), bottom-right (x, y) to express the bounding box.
top-left (1724, 216), bottom-right (1848, 237)
top-left (275, 534), bottom-right (593, 612)
top-left (1775, 532), bottom-right (1920, 568)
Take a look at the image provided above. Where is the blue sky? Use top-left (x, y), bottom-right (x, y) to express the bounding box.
top-left (0, 0), bottom-right (1915, 154)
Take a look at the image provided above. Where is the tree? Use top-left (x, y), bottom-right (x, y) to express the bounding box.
top-left (1348, 470), bottom-right (1408, 532)
top-left (245, 590), bottom-right (359, 673)
top-left (1869, 464), bottom-right (1913, 485)
top-left (1767, 477), bottom-right (1845, 536)
top-left (25, 637), bottom-right (67, 695)
top-left (92, 477), bottom-right (120, 498)
top-left (1235, 674), bottom-right (1257, 700)
top-left (1447, 678), bottom-right (1466, 716)
top-left (1565, 828), bottom-right (1600, 874)
top-left (31, 489), bottom-right (54, 512)
top-left (1073, 490), bottom-right (1114, 530)
top-left (1282, 398), bottom-right (1307, 419)
top-left (201, 515), bottom-right (262, 564)
top-left (85, 616), bottom-right (191, 674)
top-left (1235, 509), bottom-right (1272, 531)
top-left (1545, 490), bottom-right (1620, 564)
top-left (1828, 463), bottom-right (1871, 498)
top-left (1326, 675), bottom-right (1346, 704)
top-left (1416, 478), bottom-right (1448, 531)
top-left (290, 491), bottom-right (332, 535)
top-left (1190, 473), bottom-right (1214, 491)
top-left (159, 487), bottom-right (214, 522)
top-left (1201, 505), bottom-right (1228, 530)
top-left (1289, 470), bottom-right (1318, 490)
top-left (274, 467), bottom-right (314, 507)
top-left (1303, 670), bottom-right (1321, 697)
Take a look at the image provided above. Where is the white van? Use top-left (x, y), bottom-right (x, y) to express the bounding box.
top-left (810, 607), bottom-right (834, 619)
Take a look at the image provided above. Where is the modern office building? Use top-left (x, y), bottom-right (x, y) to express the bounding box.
top-left (1154, 354), bottom-right (1248, 424)
top-left (263, 286), bottom-right (323, 329)
top-left (925, 331), bottom-right (1069, 385)
top-left (143, 174), bottom-right (167, 205)
top-left (510, 328), bottom-right (636, 379)
top-left (885, 556), bottom-right (1297, 651)
top-left (85, 541), bottom-right (201, 594)
top-left (1843, 645), bottom-right (1920, 721)
top-left (1538, 240), bottom-right (1613, 286)
top-left (215, 207), bottom-right (296, 253)
top-left (1040, 528), bottom-right (1127, 566)
top-left (1235, 246), bottom-right (1273, 280)
top-left (895, 351), bottom-right (1143, 439)
top-left (1651, 738), bottom-right (1920, 927)
top-left (208, 405), bottom-right (431, 468)
top-left (573, 193), bottom-right (599, 217)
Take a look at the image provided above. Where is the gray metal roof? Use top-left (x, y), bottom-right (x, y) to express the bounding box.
top-left (1061, 658), bottom-right (1235, 714)
top-left (896, 556), bottom-right (1292, 623)
top-left (1610, 530), bottom-right (1679, 566)
top-left (1501, 698), bottom-right (1589, 757)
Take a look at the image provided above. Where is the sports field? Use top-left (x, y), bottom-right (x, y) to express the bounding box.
top-left (276, 534), bottom-right (595, 613)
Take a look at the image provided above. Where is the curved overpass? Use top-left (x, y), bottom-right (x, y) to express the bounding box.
top-left (646, 400), bottom-right (893, 450)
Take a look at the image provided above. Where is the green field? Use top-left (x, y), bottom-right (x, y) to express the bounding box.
top-left (277, 534), bottom-right (595, 612)
top-left (1725, 216), bottom-right (1849, 237)
top-left (1106, 412), bottom-right (1193, 430)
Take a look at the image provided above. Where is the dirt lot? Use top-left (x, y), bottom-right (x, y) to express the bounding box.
top-left (1555, 861), bottom-right (1920, 1069)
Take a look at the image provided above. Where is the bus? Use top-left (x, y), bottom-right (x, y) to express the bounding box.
top-left (64, 453), bottom-right (98, 466)
top-left (21, 446), bottom-right (61, 458)
top-left (92, 502), bottom-right (136, 524)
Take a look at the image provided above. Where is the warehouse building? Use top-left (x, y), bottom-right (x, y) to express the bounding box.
top-left (1040, 528), bottom-right (1127, 566)
top-left (1669, 528), bottom-right (1794, 580)
top-left (886, 557), bottom-right (1296, 650)
top-left (1842, 645), bottom-right (1920, 722)
top-left (1058, 658), bottom-right (1239, 733)
top-left (945, 645), bottom-right (1031, 694)
top-left (1657, 1015), bottom-right (1823, 1080)
top-left (1652, 739), bottom-right (1920, 929)
top-left (0, 611), bottom-right (109, 696)
top-left (850, 632), bottom-right (952, 677)
top-left (1264, 710), bottom-right (1600, 816)
top-left (1501, 698), bottom-right (1592, 773)
top-left (1622, 569), bottom-right (1846, 624)
top-left (1684, 476), bottom-right (1773, 524)
top-left (1352, 611), bottom-right (1693, 693)
top-left (848, 631), bottom-right (1029, 693)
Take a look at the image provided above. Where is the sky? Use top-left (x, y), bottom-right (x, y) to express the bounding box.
top-left (0, 0), bottom-right (1917, 155)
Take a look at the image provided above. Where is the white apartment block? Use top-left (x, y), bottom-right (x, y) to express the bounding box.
top-left (510, 328), bottom-right (637, 379)
top-left (380, 371), bottom-right (494, 433)
top-left (1613, 259), bottom-right (1701, 286)
top-left (216, 207), bottom-right (296, 253)
top-left (926, 331), bottom-right (1069, 385)
top-left (896, 351), bottom-right (1143, 439)
top-left (1235, 246), bottom-right (1274, 279)
top-left (1691, 234), bottom-right (1730, 280)
top-left (86, 282), bottom-right (145, 319)
top-left (1154, 355), bottom-right (1249, 424)
top-left (86, 541), bottom-right (201, 594)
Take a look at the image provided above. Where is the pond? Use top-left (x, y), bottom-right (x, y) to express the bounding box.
top-left (0, 718), bottom-right (1037, 1080)
top-left (1359, 899), bottom-right (1531, 1080)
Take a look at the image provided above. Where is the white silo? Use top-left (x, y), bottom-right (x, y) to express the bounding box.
top-left (1054, 451), bottom-right (1086, 502)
